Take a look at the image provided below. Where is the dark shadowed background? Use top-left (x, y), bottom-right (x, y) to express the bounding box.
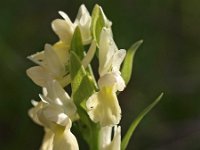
top-left (0, 0), bottom-right (200, 149)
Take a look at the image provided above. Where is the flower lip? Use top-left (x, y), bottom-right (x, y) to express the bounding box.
top-left (86, 86), bottom-right (121, 127)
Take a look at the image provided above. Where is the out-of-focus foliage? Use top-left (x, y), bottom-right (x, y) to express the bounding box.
top-left (0, 0), bottom-right (200, 150)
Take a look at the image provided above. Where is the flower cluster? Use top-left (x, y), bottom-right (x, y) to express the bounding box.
top-left (27, 4), bottom-right (161, 150)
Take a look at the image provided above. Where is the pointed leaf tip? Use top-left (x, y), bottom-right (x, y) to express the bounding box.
top-left (91, 4), bottom-right (106, 44)
top-left (71, 27), bottom-right (84, 60)
top-left (121, 40), bottom-right (143, 86)
top-left (121, 93), bottom-right (164, 150)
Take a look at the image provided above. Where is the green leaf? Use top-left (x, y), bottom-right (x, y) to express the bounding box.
top-left (121, 93), bottom-right (164, 150)
top-left (91, 4), bottom-right (105, 44)
top-left (70, 51), bottom-right (95, 105)
top-left (71, 26), bottom-right (97, 90)
top-left (121, 40), bottom-right (143, 85)
top-left (71, 27), bottom-right (84, 60)
top-left (70, 52), bottom-right (100, 150)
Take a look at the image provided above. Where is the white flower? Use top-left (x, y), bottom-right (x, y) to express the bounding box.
top-left (29, 80), bottom-right (77, 125)
top-left (86, 28), bottom-right (126, 126)
top-left (39, 120), bottom-right (79, 150)
top-left (98, 28), bottom-right (126, 91)
top-left (28, 41), bottom-right (69, 68)
top-left (52, 4), bottom-right (91, 45)
top-left (53, 121), bottom-right (79, 150)
top-left (99, 126), bottom-right (121, 150)
top-left (26, 44), bottom-right (70, 87)
top-left (27, 39), bottom-right (96, 87)
top-left (86, 86), bottom-right (121, 127)
top-left (29, 102), bottom-right (79, 150)
top-left (29, 80), bottom-right (78, 150)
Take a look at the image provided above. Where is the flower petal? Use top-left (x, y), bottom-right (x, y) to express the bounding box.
top-left (99, 28), bottom-right (117, 76)
top-left (58, 11), bottom-right (73, 26)
top-left (40, 128), bottom-right (54, 150)
top-left (40, 104), bottom-right (70, 127)
top-left (45, 80), bottom-right (77, 120)
top-left (53, 127), bottom-right (79, 150)
top-left (112, 49), bottom-right (126, 72)
top-left (53, 41), bottom-right (70, 66)
top-left (28, 101), bottom-right (46, 126)
top-left (105, 126), bottom-right (121, 150)
top-left (26, 66), bottom-right (53, 87)
top-left (82, 40), bottom-right (96, 68)
top-left (27, 51), bottom-right (44, 66)
top-left (74, 4), bottom-right (92, 44)
top-left (98, 72), bottom-right (125, 92)
top-left (86, 87), bottom-right (121, 126)
top-left (99, 126), bottom-right (112, 149)
top-left (51, 19), bottom-right (74, 44)
top-left (44, 44), bottom-right (65, 77)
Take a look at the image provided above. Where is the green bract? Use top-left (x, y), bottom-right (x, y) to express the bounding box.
top-left (121, 40), bottom-right (143, 85)
top-left (91, 4), bottom-right (111, 45)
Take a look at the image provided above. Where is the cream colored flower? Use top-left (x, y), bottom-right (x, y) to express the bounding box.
top-left (29, 80), bottom-right (77, 125)
top-left (52, 4), bottom-right (91, 45)
top-left (99, 126), bottom-right (121, 150)
top-left (26, 44), bottom-right (70, 87)
top-left (29, 100), bottom-right (79, 150)
top-left (29, 80), bottom-right (78, 150)
top-left (29, 102), bottom-right (79, 150)
top-left (39, 119), bottom-right (79, 150)
top-left (98, 28), bottom-right (126, 91)
top-left (86, 86), bottom-right (121, 127)
top-left (53, 122), bottom-right (79, 150)
top-left (27, 40), bottom-right (96, 87)
top-left (86, 28), bottom-right (126, 126)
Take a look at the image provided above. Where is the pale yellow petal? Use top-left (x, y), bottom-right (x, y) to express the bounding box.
top-left (99, 28), bottom-right (116, 76)
top-left (86, 87), bottom-right (121, 126)
top-left (74, 4), bottom-right (91, 44)
top-left (44, 44), bottom-right (65, 77)
top-left (28, 101), bottom-right (46, 126)
top-left (45, 80), bottom-right (77, 120)
top-left (40, 104), bottom-right (70, 127)
top-left (104, 126), bottom-right (121, 150)
top-left (53, 41), bottom-right (70, 66)
top-left (82, 41), bottom-right (96, 68)
top-left (27, 50), bottom-right (44, 65)
top-left (58, 11), bottom-right (73, 27)
top-left (53, 127), bottom-right (79, 150)
top-left (26, 66), bottom-right (52, 87)
top-left (99, 126), bottom-right (112, 149)
top-left (51, 19), bottom-right (74, 44)
top-left (98, 72), bottom-right (125, 92)
top-left (40, 128), bottom-right (54, 150)
top-left (112, 49), bottom-right (126, 72)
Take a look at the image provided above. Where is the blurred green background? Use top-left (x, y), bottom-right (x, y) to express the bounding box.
top-left (0, 0), bottom-right (200, 149)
